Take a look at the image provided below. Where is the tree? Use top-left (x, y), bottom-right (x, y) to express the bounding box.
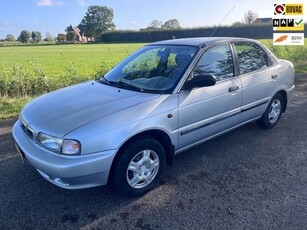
top-left (18, 30), bottom-right (31, 43)
top-left (36, 31), bottom-right (42, 42)
top-left (44, 32), bottom-right (54, 42)
top-left (65, 25), bottom-right (77, 41)
top-left (66, 31), bottom-right (77, 41)
top-left (78, 5), bottom-right (115, 37)
top-left (5, 34), bottom-right (16, 42)
top-left (162, 19), bottom-right (181, 29)
top-left (244, 10), bottom-right (258, 24)
top-left (232, 21), bottom-right (244, 26)
top-left (65, 25), bottom-right (74, 33)
top-left (147, 20), bottom-right (163, 29)
top-left (31, 31), bottom-right (38, 43)
top-left (57, 33), bottom-right (66, 42)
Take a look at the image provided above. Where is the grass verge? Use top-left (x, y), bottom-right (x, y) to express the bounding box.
top-left (0, 97), bottom-right (32, 119)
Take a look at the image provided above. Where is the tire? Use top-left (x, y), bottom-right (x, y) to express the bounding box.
top-left (111, 138), bottom-right (166, 197)
top-left (257, 93), bottom-right (283, 129)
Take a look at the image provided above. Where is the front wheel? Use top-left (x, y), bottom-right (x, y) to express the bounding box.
top-left (257, 93), bottom-right (283, 129)
top-left (111, 138), bottom-right (166, 197)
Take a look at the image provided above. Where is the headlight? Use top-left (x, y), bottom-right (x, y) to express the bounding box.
top-left (37, 133), bottom-right (80, 155)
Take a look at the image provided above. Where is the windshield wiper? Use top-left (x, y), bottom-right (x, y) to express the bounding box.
top-left (109, 80), bottom-right (144, 92)
top-left (96, 76), bottom-right (110, 85)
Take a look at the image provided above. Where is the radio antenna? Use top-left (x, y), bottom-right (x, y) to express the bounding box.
top-left (209, 5), bottom-right (236, 39)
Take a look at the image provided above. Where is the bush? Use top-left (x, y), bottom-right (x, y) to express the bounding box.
top-left (97, 24), bottom-right (276, 43)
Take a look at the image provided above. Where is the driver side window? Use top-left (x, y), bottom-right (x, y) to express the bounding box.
top-left (193, 44), bottom-right (234, 82)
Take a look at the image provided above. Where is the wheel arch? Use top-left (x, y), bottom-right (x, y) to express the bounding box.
top-left (276, 90), bottom-right (287, 113)
top-left (108, 129), bottom-right (174, 184)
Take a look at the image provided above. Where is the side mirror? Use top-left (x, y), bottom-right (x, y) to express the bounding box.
top-left (183, 73), bottom-right (216, 90)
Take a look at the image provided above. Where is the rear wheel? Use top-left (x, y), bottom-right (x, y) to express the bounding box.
top-left (257, 93), bottom-right (283, 129)
top-left (112, 138), bottom-right (166, 197)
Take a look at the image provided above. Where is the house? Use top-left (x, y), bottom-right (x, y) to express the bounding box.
top-left (72, 27), bottom-right (94, 42)
top-left (253, 18), bottom-right (272, 24)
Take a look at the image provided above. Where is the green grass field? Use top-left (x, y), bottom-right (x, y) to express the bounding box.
top-left (0, 40), bottom-right (306, 119)
top-left (0, 43), bottom-right (144, 78)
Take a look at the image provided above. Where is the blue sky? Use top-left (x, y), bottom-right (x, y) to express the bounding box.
top-left (0, 0), bottom-right (304, 39)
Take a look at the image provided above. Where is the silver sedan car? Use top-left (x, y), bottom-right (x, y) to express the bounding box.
top-left (13, 37), bottom-right (295, 197)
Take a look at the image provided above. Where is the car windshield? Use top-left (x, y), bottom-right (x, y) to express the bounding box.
top-left (100, 45), bottom-right (199, 93)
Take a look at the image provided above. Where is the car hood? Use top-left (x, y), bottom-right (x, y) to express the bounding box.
top-left (21, 81), bottom-right (160, 137)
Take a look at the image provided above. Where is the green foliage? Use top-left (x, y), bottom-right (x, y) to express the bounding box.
top-left (36, 31), bottom-right (42, 42)
top-left (147, 19), bottom-right (181, 30)
top-left (147, 20), bottom-right (163, 29)
top-left (65, 25), bottom-right (74, 33)
top-left (0, 97), bottom-right (32, 119)
top-left (18, 30), bottom-right (31, 43)
top-left (31, 31), bottom-right (38, 42)
top-left (162, 19), bottom-right (181, 29)
top-left (98, 24), bottom-right (278, 43)
top-left (260, 39), bottom-right (307, 73)
top-left (6, 34), bottom-right (15, 42)
top-left (44, 32), bottom-right (54, 42)
top-left (78, 5), bottom-right (116, 37)
top-left (0, 43), bottom-right (143, 98)
top-left (31, 31), bottom-right (42, 43)
top-left (66, 31), bottom-right (77, 41)
top-left (57, 33), bottom-right (66, 42)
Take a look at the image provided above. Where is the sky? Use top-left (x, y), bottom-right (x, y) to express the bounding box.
top-left (0, 0), bottom-right (305, 39)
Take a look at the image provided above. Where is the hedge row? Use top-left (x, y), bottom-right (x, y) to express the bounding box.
top-left (97, 24), bottom-right (307, 43)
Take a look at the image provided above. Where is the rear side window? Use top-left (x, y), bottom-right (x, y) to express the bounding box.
top-left (234, 42), bottom-right (268, 75)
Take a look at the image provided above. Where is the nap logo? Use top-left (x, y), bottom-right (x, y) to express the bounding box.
top-left (273, 18), bottom-right (304, 31)
top-left (274, 4), bottom-right (303, 15)
top-left (273, 33), bottom-right (304, 45)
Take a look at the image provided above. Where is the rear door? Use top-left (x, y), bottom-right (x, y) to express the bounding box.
top-left (178, 43), bottom-right (242, 150)
top-left (233, 41), bottom-right (279, 122)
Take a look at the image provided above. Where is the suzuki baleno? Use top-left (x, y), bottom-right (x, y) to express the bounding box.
top-left (13, 37), bottom-right (295, 197)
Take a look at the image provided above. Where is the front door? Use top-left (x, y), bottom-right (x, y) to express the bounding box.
top-left (178, 44), bottom-right (242, 150)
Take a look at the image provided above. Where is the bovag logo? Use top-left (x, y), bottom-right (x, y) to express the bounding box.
top-left (274, 4), bottom-right (303, 15)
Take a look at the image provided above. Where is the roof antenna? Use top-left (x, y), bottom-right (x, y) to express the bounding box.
top-left (208, 5), bottom-right (236, 39)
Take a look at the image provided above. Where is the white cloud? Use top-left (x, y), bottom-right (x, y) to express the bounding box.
top-left (37, 0), bottom-right (52, 6)
top-left (34, 21), bottom-right (44, 26)
top-left (37, 0), bottom-right (64, 6)
top-left (1, 22), bottom-right (15, 27)
top-left (77, 0), bottom-right (85, 5)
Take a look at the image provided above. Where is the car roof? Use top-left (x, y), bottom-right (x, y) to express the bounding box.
top-left (150, 37), bottom-right (257, 47)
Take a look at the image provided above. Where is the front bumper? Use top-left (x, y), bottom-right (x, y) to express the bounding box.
top-left (12, 120), bottom-right (117, 189)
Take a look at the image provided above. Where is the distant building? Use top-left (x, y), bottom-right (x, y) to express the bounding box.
top-left (253, 18), bottom-right (272, 24)
top-left (72, 27), bottom-right (94, 42)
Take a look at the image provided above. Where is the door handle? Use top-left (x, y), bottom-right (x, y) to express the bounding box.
top-left (271, 74), bottom-right (278, 79)
top-left (229, 86), bottom-right (239, 92)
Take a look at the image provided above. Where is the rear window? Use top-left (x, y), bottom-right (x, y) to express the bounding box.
top-left (234, 42), bottom-right (268, 75)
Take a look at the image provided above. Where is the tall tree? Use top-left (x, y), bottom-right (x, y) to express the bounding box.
top-left (36, 31), bottom-right (42, 42)
top-left (244, 10), bottom-right (258, 24)
top-left (78, 5), bottom-right (115, 37)
top-left (45, 32), bottom-right (54, 42)
top-left (18, 30), bottom-right (31, 43)
top-left (162, 19), bottom-right (181, 29)
top-left (65, 25), bottom-right (74, 33)
top-left (147, 20), bottom-right (163, 29)
top-left (66, 31), bottom-right (77, 41)
top-left (6, 34), bottom-right (16, 41)
top-left (57, 33), bottom-right (66, 42)
top-left (31, 31), bottom-right (38, 42)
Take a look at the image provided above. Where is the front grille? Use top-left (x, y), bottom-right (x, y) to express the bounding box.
top-left (20, 119), bottom-right (35, 140)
